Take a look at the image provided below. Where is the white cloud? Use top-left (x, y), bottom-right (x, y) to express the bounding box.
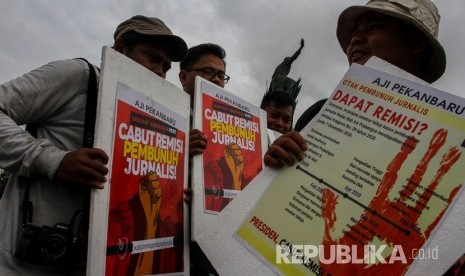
top-left (1, 0), bottom-right (464, 121)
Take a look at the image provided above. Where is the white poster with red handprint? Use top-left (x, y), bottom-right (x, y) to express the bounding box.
top-left (191, 77), bottom-right (267, 240)
top-left (105, 82), bottom-right (188, 276)
top-left (236, 63), bottom-right (465, 276)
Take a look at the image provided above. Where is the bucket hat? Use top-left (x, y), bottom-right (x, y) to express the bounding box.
top-left (114, 15), bottom-right (188, 62)
top-left (337, 0), bottom-right (446, 83)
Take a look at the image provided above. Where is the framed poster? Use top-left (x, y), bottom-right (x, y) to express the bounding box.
top-left (191, 77), bottom-right (267, 240)
top-left (236, 63), bottom-right (465, 276)
top-left (88, 47), bottom-right (190, 276)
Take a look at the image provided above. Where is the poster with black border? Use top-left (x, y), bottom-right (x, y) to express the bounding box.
top-left (235, 63), bottom-right (465, 276)
top-left (88, 47), bottom-right (190, 276)
top-left (191, 76), bottom-right (267, 240)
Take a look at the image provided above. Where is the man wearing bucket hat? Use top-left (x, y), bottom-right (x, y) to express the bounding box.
top-left (264, 0), bottom-right (447, 169)
top-left (0, 15), bottom-right (187, 275)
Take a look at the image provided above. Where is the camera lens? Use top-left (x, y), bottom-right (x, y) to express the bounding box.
top-left (40, 233), bottom-right (68, 261)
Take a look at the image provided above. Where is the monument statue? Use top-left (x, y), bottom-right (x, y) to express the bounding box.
top-left (268, 38), bottom-right (304, 107)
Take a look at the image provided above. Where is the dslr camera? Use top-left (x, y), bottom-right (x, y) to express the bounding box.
top-left (15, 216), bottom-right (87, 267)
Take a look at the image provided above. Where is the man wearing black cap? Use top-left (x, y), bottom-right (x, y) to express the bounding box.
top-left (265, 0), bottom-right (447, 169)
top-left (0, 15), bottom-right (187, 275)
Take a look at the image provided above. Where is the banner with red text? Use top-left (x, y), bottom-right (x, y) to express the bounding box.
top-left (236, 64), bottom-right (465, 276)
top-left (105, 82), bottom-right (187, 275)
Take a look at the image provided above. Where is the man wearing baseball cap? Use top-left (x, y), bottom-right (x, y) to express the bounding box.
top-left (113, 15), bottom-right (188, 78)
top-left (0, 15), bottom-right (187, 275)
top-left (266, 0), bottom-right (448, 168)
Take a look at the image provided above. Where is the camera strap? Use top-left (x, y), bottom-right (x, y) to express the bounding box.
top-left (79, 57), bottom-right (99, 240)
top-left (22, 58), bottom-right (99, 229)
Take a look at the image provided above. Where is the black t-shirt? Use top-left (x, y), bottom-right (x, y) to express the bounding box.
top-left (294, 99), bottom-right (327, 132)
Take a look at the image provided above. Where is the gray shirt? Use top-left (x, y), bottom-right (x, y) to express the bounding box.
top-left (0, 59), bottom-right (97, 275)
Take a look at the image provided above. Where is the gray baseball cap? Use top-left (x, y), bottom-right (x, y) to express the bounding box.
top-left (114, 15), bottom-right (188, 62)
top-left (337, 0), bottom-right (446, 83)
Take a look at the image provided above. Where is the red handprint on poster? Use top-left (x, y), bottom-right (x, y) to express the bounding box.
top-left (320, 129), bottom-right (462, 275)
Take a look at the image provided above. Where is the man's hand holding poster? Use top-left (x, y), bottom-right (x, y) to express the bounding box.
top-left (236, 64), bottom-right (465, 276)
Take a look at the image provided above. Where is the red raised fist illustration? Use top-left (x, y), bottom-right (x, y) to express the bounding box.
top-left (224, 143), bottom-right (244, 191)
top-left (135, 171), bottom-right (162, 275)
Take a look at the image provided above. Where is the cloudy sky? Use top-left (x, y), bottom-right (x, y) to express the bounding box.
top-left (1, 0), bottom-right (464, 122)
